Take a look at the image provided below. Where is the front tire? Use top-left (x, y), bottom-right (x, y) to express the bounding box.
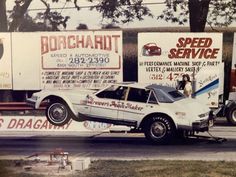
top-left (227, 104), bottom-right (236, 125)
top-left (46, 102), bottom-right (72, 126)
top-left (144, 116), bottom-right (175, 144)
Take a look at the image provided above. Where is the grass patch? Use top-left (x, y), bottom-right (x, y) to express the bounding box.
top-left (1, 160), bottom-right (236, 177)
top-left (0, 160), bottom-right (15, 177)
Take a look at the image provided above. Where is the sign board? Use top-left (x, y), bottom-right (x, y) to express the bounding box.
top-left (40, 31), bottom-right (123, 89)
top-left (0, 33), bottom-right (12, 89)
top-left (11, 31), bottom-right (123, 90)
top-left (0, 116), bottom-right (129, 132)
top-left (231, 33), bottom-right (236, 92)
top-left (138, 33), bottom-right (223, 107)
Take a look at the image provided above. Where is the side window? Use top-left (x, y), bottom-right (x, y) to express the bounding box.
top-left (96, 85), bottom-right (118, 99)
top-left (96, 85), bottom-right (128, 100)
top-left (127, 88), bottom-right (150, 103)
top-left (148, 91), bottom-right (158, 104)
top-left (114, 86), bottom-right (128, 100)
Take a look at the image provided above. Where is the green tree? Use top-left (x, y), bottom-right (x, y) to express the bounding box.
top-left (76, 23), bottom-right (88, 30)
top-left (1, 0), bottom-right (236, 33)
top-left (9, 0), bottom-right (33, 32)
top-left (0, 0), bottom-right (7, 32)
top-left (159, 0), bottom-right (236, 32)
top-left (90, 0), bottom-right (236, 32)
top-left (0, 0), bottom-right (72, 32)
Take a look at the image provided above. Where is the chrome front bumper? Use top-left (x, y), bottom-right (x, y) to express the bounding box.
top-left (192, 111), bottom-right (215, 132)
top-left (192, 119), bottom-right (210, 132)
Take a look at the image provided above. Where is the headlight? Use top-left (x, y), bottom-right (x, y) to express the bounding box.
top-left (198, 112), bottom-right (209, 118)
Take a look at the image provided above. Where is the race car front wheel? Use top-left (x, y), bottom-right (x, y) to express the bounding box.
top-left (144, 116), bottom-right (175, 144)
top-left (46, 102), bottom-right (71, 126)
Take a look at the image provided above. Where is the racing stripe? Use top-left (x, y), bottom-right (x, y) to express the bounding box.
top-left (193, 79), bottom-right (219, 97)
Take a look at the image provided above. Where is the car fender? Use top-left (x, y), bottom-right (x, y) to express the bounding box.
top-left (139, 103), bottom-right (191, 130)
top-left (139, 112), bottom-right (177, 130)
top-left (35, 91), bottom-right (77, 116)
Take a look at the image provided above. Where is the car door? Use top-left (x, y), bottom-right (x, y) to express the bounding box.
top-left (117, 87), bottom-right (154, 125)
top-left (87, 85), bottom-right (128, 122)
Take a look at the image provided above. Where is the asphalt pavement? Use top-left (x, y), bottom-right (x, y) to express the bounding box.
top-left (0, 117), bottom-right (236, 161)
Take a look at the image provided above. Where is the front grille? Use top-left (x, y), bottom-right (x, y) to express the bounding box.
top-left (199, 119), bottom-right (209, 127)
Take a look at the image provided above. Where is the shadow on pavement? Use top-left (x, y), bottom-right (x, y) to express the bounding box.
top-left (0, 134), bottom-right (229, 146)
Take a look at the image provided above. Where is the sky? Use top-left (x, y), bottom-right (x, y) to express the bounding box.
top-left (6, 0), bottom-right (236, 30)
top-left (6, 0), bottom-right (183, 30)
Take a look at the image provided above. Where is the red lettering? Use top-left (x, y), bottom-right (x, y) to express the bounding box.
top-left (48, 122), bottom-right (58, 129)
top-left (76, 35), bottom-right (85, 48)
top-left (16, 119), bottom-right (25, 129)
top-left (202, 48), bottom-right (212, 58)
top-left (179, 48), bottom-right (191, 58)
top-left (7, 119), bottom-right (17, 129)
top-left (191, 38), bottom-right (199, 47)
top-left (41, 36), bottom-right (48, 55)
top-left (197, 38), bottom-right (212, 47)
top-left (104, 35), bottom-right (112, 51)
top-left (23, 119), bottom-right (33, 129)
top-left (41, 34), bottom-right (120, 54)
top-left (85, 35), bottom-right (94, 49)
top-left (184, 38), bottom-right (192, 47)
top-left (169, 48), bottom-right (219, 59)
top-left (68, 35), bottom-right (76, 49)
top-left (49, 36), bottom-right (57, 52)
top-left (176, 37), bottom-right (185, 48)
top-left (95, 35), bottom-right (103, 50)
top-left (198, 49), bottom-right (205, 58)
top-left (57, 124), bottom-right (65, 129)
top-left (168, 48), bottom-right (177, 59)
top-left (58, 36), bottom-right (66, 50)
top-left (176, 37), bottom-right (213, 48)
top-left (191, 48), bottom-right (200, 58)
top-left (211, 48), bottom-right (220, 58)
top-left (34, 119), bottom-right (42, 129)
top-left (204, 38), bottom-right (212, 48)
top-left (40, 120), bottom-right (49, 129)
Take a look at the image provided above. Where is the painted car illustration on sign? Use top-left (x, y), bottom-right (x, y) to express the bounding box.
top-left (142, 43), bottom-right (161, 56)
top-left (27, 83), bottom-right (213, 144)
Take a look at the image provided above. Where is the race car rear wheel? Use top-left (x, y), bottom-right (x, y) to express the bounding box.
top-left (46, 102), bottom-right (71, 126)
top-left (144, 116), bottom-right (175, 144)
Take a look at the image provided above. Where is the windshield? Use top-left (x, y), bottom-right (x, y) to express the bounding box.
top-left (147, 84), bottom-right (185, 103)
top-left (168, 90), bottom-right (185, 100)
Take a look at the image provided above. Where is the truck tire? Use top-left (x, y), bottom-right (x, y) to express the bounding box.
top-left (46, 102), bottom-right (72, 126)
top-left (144, 116), bottom-right (175, 144)
top-left (227, 104), bottom-right (236, 125)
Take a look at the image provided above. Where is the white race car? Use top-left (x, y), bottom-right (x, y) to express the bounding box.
top-left (27, 83), bottom-right (213, 143)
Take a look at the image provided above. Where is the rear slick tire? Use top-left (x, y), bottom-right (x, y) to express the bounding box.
top-left (46, 102), bottom-right (72, 126)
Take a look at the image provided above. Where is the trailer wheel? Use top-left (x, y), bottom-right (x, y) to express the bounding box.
top-left (144, 116), bottom-right (175, 144)
top-left (227, 104), bottom-right (236, 125)
top-left (46, 102), bottom-right (72, 126)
